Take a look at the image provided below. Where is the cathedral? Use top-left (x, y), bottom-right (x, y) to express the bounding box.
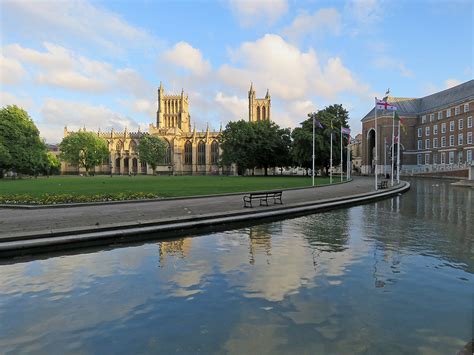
top-left (61, 83), bottom-right (271, 175)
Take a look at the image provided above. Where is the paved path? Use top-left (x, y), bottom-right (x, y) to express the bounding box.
top-left (0, 177), bottom-right (378, 239)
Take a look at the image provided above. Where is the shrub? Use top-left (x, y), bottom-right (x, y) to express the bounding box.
top-left (0, 192), bottom-right (159, 205)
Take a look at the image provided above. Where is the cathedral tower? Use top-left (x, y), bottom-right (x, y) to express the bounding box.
top-left (157, 82), bottom-right (191, 132)
top-left (248, 83), bottom-right (271, 122)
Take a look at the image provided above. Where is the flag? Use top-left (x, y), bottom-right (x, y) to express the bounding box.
top-left (341, 127), bottom-right (351, 135)
top-left (375, 98), bottom-right (397, 111)
top-left (394, 112), bottom-right (407, 135)
top-left (313, 117), bottom-right (324, 129)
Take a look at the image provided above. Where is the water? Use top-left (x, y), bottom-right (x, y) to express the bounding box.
top-left (0, 178), bottom-right (472, 354)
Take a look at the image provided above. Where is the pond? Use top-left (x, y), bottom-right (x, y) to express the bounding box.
top-left (0, 178), bottom-right (472, 354)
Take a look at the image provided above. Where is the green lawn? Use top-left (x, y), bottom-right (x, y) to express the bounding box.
top-left (0, 175), bottom-right (336, 199)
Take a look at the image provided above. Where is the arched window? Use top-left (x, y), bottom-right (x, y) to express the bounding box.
top-left (116, 141), bottom-right (122, 152)
top-left (257, 106), bottom-right (261, 121)
top-left (184, 140), bottom-right (192, 165)
top-left (211, 140), bottom-right (219, 165)
top-left (262, 106), bottom-right (266, 120)
top-left (163, 140), bottom-right (172, 165)
top-left (197, 140), bottom-right (206, 165)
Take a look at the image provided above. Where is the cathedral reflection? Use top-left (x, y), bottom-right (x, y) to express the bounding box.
top-left (247, 223), bottom-right (279, 265)
top-left (158, 238), bottom-right (192, 267)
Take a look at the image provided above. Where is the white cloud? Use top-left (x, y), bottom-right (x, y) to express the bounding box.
top-left (38, 98), bottom-right (140, 143)
top-left (214, 92), bottom-right (248, 120)
top-left (0, 55), bottom-right (27, 85)
top-left (445, 78), bottom-right (462, 89)
top-left (3, 42), bottom-right (154, 97)
top-left (0, 91), bottom-right (34, 110)
top-left (229, 0), bottom-right (288, 27)
top-left (2, 0), bottom-right (157, 54)
top-left (218, 34), bottom-right (367, 101)
top-left (162, 42), bottom-right (211, 76)
top-left (373, 56), bottom-right (413, 78)
top-left (282, 8), bottom-right (342, 43)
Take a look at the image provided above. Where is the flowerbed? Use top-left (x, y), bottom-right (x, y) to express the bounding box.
top-left (0, 192), bottom-right (159, 205)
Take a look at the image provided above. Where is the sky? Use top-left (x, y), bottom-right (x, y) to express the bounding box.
top-left (1, 0), bottom-right (472, 143)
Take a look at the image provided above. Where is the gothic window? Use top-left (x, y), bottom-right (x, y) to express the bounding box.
top-left (257, 106), bottom-right (260, 121)
top-left (184, 140), bottom-right (192, 165)
top-left (262, 106), bottom-right (266, 120)
top-left (116, 141), bottom-right (122, 152)
top-left (163, 140), bottom-right (172, 165)
top-left (197, 140), bottom-right (206, 165)
top-left (211, 140), bottom-right (219, 164)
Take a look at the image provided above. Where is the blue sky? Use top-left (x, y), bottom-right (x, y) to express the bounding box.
top-left (1, 0), bottom-right (472, 143)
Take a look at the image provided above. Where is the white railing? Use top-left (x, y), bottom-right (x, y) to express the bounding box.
top-left (402, 162), bottom-right (472, 175)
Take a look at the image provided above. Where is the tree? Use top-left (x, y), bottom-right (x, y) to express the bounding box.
top-left (292, 104), bottom-right (350, 176)
top-left (220, 119), bottom-right (292, 176)
top-left (137, 134), bottom-right (167, 174)
top-left (45, 152), bottom-right (61, 175)
top-left (291, 125), bottom-right (312, 174)
top-left (59, 131), bottom-right (109, 175)
top-left (0, 105), bottom-right (48, 176)
top-left (220, 120), bottom-right (257, 175)
top-left (253, 120), bottom-right (292, 175)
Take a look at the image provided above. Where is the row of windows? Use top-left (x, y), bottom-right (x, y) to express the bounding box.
top-left (418, 132), bottom-right (473, 149)
top-left (417, 150), bottom-right (472, 165)
top-left (421, 103), bottom-right (470, 123)
top-left (184, 140), bottom-right (219, 165)
top-left (418, 117), bottom-right (472, 137)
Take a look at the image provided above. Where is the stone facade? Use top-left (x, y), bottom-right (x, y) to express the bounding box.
top-left (248, 83), bottom-right (271, 123)
top-left (350, 133), bottom-right (362, 172)
top-left (360, 80), bottom-right (474, 174)
top-left (61, 83), bottom-right (271, 175)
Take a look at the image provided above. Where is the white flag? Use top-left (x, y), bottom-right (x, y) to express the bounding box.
top-left (375, 98), bottom-right (397, 111)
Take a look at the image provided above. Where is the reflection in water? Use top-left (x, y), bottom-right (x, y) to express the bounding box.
top-left (0, 178), bottom-right (472, 354)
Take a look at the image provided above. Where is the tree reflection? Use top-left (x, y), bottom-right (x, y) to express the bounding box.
top-left (299, 209), bottom-right (350, 253)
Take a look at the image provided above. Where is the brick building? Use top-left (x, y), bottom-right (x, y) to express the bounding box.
top-left (360, 80), bottom-right (473, 174)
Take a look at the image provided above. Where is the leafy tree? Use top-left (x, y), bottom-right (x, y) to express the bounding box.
top-left (0, 105), bottom-right (48, 176)
top-left (292, 104), bottom-right (350, 176)
top-left (45, 152), bottom-right (61, 175)
top-left (253, 120), bottom-right (292, 175)
top-left (59, 131), bottom-right (109, 175)
top-left (137, 134), bottom-right (167, 174)
top-left (220, 120), bottom-right (257, 175)
top-left (291, 125), bottom-right (312, 174)
top-left (220, 119), bottom-right (292, 175)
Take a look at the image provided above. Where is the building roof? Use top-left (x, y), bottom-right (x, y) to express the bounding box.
top-left (361, 79), bottom-right (474, 121)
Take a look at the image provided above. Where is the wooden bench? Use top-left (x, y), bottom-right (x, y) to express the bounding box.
top-left (243, 191), bottom-right (283, 208)
top-left (377, 180), bottom-right (389, 189)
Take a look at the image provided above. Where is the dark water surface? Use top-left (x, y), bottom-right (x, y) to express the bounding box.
top-left (0, 178), bottom-right (472, 354)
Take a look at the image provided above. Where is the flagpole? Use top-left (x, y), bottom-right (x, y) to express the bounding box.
top-left (347, 142), bottom-right (350, 180)
top-left (391, 112), bottom-right (395, 186)
top-left (330, 129), bottom-right (333, 184)
top-left (340, 128), bottom-right (343, 182)
top-left (312, 114), bottom-right (315, 187)
top-left (397, 119), bottom-right (401, 184)
top-left (374, 98), bottom-right (378, 190)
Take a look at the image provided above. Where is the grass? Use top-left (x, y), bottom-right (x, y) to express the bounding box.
top-left (0, 175), bottom-right (338, 199)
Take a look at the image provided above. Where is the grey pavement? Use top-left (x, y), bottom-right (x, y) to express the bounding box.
top-left (0, 176), bottom-right (378, 239)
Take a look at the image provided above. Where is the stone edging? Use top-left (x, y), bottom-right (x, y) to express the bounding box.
top-left (0, 181), bottom-right (409, 258)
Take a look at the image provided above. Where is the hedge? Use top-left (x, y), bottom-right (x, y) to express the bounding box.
top-left (0, 192), bottom-right (159, 205)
